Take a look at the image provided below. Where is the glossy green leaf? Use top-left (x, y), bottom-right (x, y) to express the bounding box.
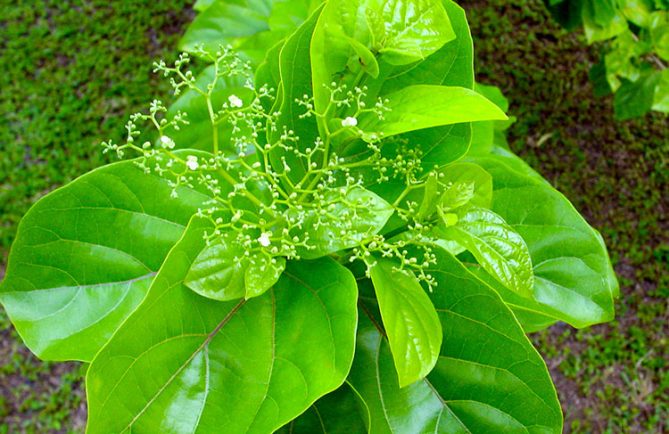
top-left (470, 83), bottom-right (515, 154)
top-left (438, 162), bottom-right (493, 210)
top-left (0, 156), bottom-right (214, 361)
top-left (349, 249), bottom-right (562, 433)
top-left (468, 152), bottom-right (618, 329)
top-left (179, 0), bottom-right (317, 66)
top-left (184, 231), bottom-right (286, 301)
top-left (437, 206), bottom-right (535, 297)
top-left (358, 85), bottom-right (507, 139)
top-left (365, 0), bottom-right (455, 66)
top-left (310, 0), bottom-right (453, 107)
top-left (295, 186), bottom-right (394, 259)
top-left (370, 259), bottom-right (442, 387)
top-left (412, 162), bottom-right (493, 224)
top-left (86, 217), bottom-right (358, 433)
top-left (267, 5), bottom-right (322, 184)
top-left (614, 72), bottom-right (662, 120)
top-left (581, 0), bottom-right (628, 43)
top-left (620, 0), bottom-right (654, 27)
top-left (376, 0), bottom-right (476, 170)
top-left (276, 384), bottom-right (369, 433)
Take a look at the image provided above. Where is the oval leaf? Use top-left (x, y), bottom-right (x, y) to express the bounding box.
top-left (0, 156), bottom-right (213, 361)
top-left (359, 85), bottom-right (508, 139)
top-left (296, 186), bottom-right (394, 259)
top-left (86, 217), bottom-right (358, 433)
top-left (184, 232), bottom-right (286, 301)
top-left (370, 259), bottom-right (442, 387)
top-left (438, 206), bottom-right (535, 297)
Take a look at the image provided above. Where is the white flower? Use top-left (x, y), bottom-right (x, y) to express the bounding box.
top-left (257, 232), bottom-right (272, 247)
top-left (228, 94), bottom-right (243, 108)
top-left (186, 155), bottom-right (199, 171)
top-left (341, 116), bottom-right (358, 127)
top-left (160, 135), bottom-right (175, 149)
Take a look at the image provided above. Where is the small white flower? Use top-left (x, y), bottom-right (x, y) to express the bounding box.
top-left (258, 232), bottom-right (272, 247)
top-left (186, 155), bottom-right (199, 171)
top-left (160, 135), bottom-right (175, 149)
top-left (228, 94), bottom-right (243, 108)
top-left (341, 116), bottom-right (358, 127)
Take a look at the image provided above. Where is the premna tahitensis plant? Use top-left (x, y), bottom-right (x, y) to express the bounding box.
top-left (0, 1), bottom-right (618, 433)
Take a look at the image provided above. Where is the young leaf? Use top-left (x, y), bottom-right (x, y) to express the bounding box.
top-left (365, 0), bottom-right (455, 65)
top-left (86, 217), bottom-right (359, 433)
top-left (358, 85), bottom-right (507, 139)
top-left (0, 155), bottom-right (214, 361)
top-left (436, 206), bottom-right (535, 297)
top-left (369, 259), bottom-right (442, 388)
top-left (311, 0), bottom-right (476, 170)
top-left (184, 231), bottom-right (286, 301)
top-left (468, 152), bottom-right (618, 329)
top-left (295, 186), bottom-right (394, 259)
top-left (349, 250), bottom-right (562, 433)
top-left (267, 5), bottom-right (323, 184)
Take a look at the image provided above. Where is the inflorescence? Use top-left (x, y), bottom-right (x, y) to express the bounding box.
top-left (101, 46), bottom-right (465, 290)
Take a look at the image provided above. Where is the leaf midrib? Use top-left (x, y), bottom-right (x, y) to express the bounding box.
top-left (118, 298), bottom-right (247, 433)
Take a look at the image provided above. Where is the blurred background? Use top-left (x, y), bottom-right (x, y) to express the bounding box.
top-left (0, 0), bottom-right (667, 432)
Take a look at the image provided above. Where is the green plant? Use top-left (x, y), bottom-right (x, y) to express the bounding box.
top-left (0, 1), bottom-right (618, 432)
top-left (544, 0), bottom-right (669, 119)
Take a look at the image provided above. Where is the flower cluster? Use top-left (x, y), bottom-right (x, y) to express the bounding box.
top-left (103, 47), bottom-right (446, 289)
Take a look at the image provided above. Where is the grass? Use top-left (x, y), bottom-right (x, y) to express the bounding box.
top-left (0, 1), bottom-right (193, 431)
top-left (0, 0), bottom-right (667, 433)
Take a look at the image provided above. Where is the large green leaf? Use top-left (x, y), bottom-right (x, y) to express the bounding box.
top-left (358, 85), bottom-right (507, 139)
top-left (469, 151), bottom-right (618, 329)
top-left (0, 156), bottom-right (213, 361)
top-left (349, 249), bottom-right (563, 433)
top-left (437, 206), bottom-right (535, 297)
top-left (276, 384), bottom-right (369, 433)
top-left (86, 217), bottom-right (358, 433)
top-left (370, 259), bottom-right (442, 387)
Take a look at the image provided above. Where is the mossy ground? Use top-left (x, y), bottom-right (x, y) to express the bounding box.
top-left (0, 0), bottom-right (667, 432)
